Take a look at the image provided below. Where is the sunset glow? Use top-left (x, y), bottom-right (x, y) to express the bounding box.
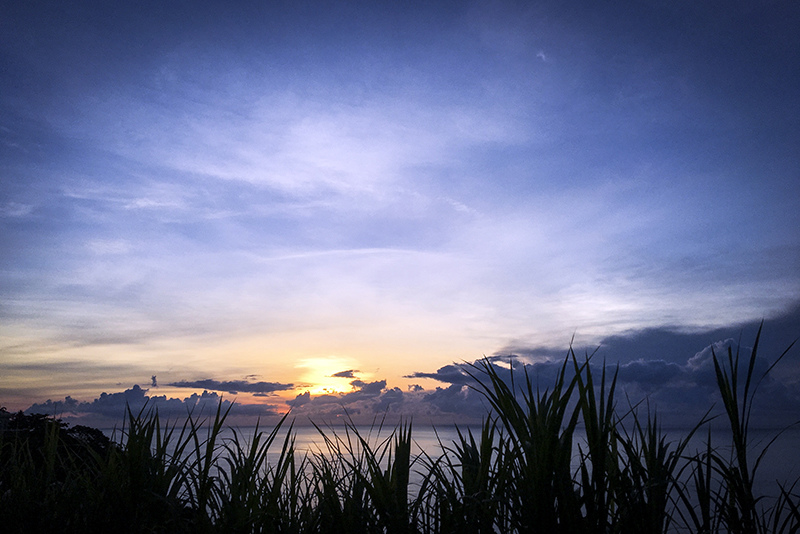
top-left (1, 1), bottom-right (798, 427)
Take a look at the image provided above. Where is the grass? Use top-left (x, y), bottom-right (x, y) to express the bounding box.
top-left (1, 326), bottom-right (798, 533)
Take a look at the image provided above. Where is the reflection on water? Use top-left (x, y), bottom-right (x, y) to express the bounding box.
top-left (102, 421), bottom-right (800, 500)
top-left (217, 423), bottom-right (800, 497)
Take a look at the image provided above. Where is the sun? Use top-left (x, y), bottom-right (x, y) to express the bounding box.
top-left (295, 356), bottom-right (362, 396)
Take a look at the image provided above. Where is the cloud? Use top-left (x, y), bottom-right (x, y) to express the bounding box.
top-left (283, 379), bottom-right (416, 423)
top-left (615, 359), bottom-right (686, 389)
top-left (347, 380), bottom-right (386, 397)
top-left (406, 364), bottom-right (473, 386)
top-left (286, 379), bottom-right (388, 409)
top-left (168, 379), bottom-right (294, 395)
top-left (331, 369), bottom-right (359, 378)
top-left (21, 320), bottom-right (799, 429)
top-left (0, 202), bottom-right (34, 217)
top-left (404, 318), bottom-right (800, 427)
top-left (374, 387), bottom-right (404, 412)
top-left (3, 0), bottom-right (800, 423)
top-left (287, 391), bottom-right (310, 408)
top-left (26, 385), bottom-right (279, 421)
top-left (67, 84), bottom-right (527, 205)
top-left (424, 384), bottom-right (487, 417)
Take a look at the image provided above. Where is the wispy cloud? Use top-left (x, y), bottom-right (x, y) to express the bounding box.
top-left (62, 86), bottom-right (528, 202)
top-left (86, 239), bottom-right (132, 255)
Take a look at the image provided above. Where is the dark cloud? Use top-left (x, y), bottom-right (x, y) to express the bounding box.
top-left (283, 379), bottom-right (408, 423)
top-left (405, 364), bottom-right (472, 385)
top-left (615, 360), bottom-right (686, 389)
top-left (374, 387), bottom-right (404, 412)
top-left (26, 385), bottom-right (279, 421)
top-left (20, 308), bottom-right (799, 428)
top-left (331, 369), bottom-right (359, 378)
top-left (310, 394), bottom-right (340, 404)
top-left (489, 345), bottom-right (567, 363)
top-left (406, 315), bottom-right (800, 427)
top-left (348, 379), bottom-right (385, 397)
top-left (594, 305), bottom-right (799, 367)
top-left (424, 384), bottom-right (486, 417)
top-left (287, 391), bottom-right (310, 407)
top-left (168, 379), bottom-right (293, 395)
top-left (490, 305), bottom-right (800, 378)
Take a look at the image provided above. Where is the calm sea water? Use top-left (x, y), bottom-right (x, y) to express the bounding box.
top-left (210, 424), bottom-right (800, 498)
top-left (104, 423), bottom-right (800, 498)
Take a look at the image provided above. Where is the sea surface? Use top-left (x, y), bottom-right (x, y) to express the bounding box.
top-left (106, 422), bottom-right (800, 500)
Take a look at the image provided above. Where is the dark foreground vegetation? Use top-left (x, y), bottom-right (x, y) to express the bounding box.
top-left (2, 327), bottom-right (799, 533)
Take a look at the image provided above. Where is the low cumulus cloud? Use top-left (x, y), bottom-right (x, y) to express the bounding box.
top-left (406, 358), bottom-right (524, 419)
top-left (285, 379), bottom-right (416, 422)
top-left (348, 379), bottom-right (385, 396)
top-left (287, 391), bottom-right (311, 408)
top-left (26, 385), bottom-right (279, 421)
top-left (168, 379), bottom-right (293, 395)
top-left (22, 313), bottom-right (799, 428)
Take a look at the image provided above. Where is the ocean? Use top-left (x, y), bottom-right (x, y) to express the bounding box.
top-left (134, 422), bottom-right (800, 500)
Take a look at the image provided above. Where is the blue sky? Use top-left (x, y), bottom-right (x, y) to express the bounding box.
top-left (2, 1), bottom-right (799, 424)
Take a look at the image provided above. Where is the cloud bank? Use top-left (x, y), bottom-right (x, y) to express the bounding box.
top-left (21, 308), bottom-right (800, 429)
top-left (408, 329), bottom-right (800, 428)
top-left (26, 385), bottom-right (279, 424)
top-left (168, 379), bottom-right (293, 395)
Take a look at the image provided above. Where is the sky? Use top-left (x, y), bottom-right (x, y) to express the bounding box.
top-left (2, 0), bottom-right (799, 427)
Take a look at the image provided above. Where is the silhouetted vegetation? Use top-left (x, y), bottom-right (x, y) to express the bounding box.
top-left (1, 326), bottom-right (798, 533)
